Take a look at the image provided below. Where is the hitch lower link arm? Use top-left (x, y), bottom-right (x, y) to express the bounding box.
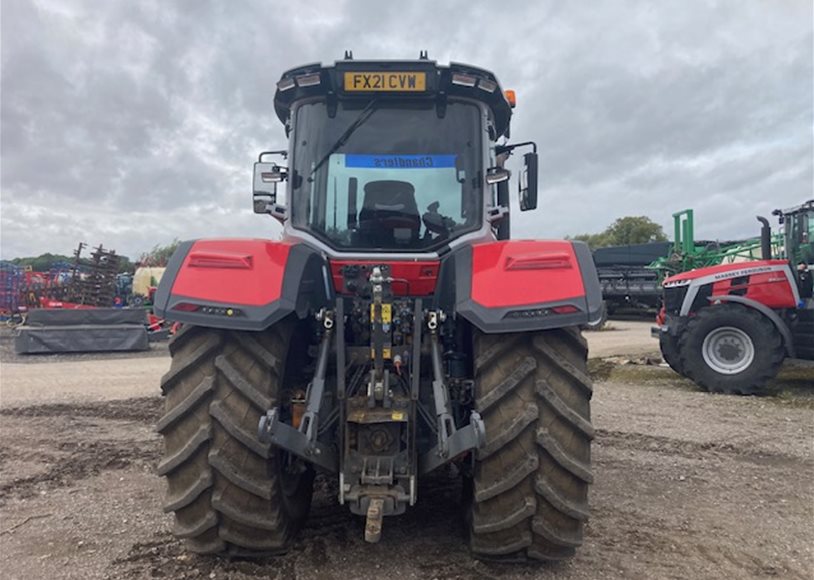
top-left (258, 310), bottom-right (338, 472)
top-left (419, 311), bottom-right (486, 474)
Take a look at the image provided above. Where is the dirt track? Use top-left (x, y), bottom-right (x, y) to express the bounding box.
top-left (0, 325), bottom-right (812, 579)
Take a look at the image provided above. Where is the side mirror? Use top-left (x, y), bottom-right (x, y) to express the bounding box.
top-left (485, 166), bottom-right (510, 185)
top-left (253, 162), bottom-right (288, 219)
top-left (519, 152), bottom-right (538, 211)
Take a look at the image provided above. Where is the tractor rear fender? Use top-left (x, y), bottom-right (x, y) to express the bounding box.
top-left (153, 239), bottom-right (332, 331)
top-left (667, 260), bottom-right (798, 357)
top-left (703, 295), bottom-right (796, 358)
top-left (436, 240), bottom-right (602, 333)
top-left (673, 260), bottom-right (799, 316)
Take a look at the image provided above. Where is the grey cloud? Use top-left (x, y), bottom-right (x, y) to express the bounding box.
top-left (1, 0), bottom-right (811, 259)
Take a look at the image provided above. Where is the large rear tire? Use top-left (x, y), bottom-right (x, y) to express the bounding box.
top-left (678, 304), bottom-right (785, 395)
top-left (659, 332), bottom-right (686, 377)
top-left (157, 320), bottom-right (314, 555)
top-left (468, 327), bottom-right (594, 561)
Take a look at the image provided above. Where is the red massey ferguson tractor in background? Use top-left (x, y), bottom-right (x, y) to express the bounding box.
top-left (153, 56), bottom-right (603, 561)
top-left (655, 200), bottom-right (814, 395)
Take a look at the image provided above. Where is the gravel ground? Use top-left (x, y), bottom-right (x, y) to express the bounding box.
top-left (0, 324), bottom-right (812, 579)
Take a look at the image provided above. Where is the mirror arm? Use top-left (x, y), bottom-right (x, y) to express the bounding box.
top-left (258, 150), bottom-right (288, 162)
top-left (486, 205), bottom-right (509, 223)
top-left (269, 204), bottom-right (288, 224)
top-left (495, 140), bottom-right (537, 157)
top-left (253, 196), bottom-right (288, 223)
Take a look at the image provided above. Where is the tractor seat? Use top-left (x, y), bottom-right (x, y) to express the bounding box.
top-left (358, 180), bottom-right (421, 246)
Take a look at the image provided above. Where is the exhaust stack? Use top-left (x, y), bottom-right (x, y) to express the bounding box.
top-left (756, 216), bottom-right (772, 260)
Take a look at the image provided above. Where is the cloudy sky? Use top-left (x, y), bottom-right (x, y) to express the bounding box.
top-left (1, 0), bottom-right (812, 260)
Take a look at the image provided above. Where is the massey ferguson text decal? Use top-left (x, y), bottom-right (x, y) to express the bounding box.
top-left (712, 266), bottom-right (775, 281)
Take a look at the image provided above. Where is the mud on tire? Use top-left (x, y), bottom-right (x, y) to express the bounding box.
top-left (157, 320), bottom-right (314, 555)
top-left (678, 303), bottom-right (785, 395)
top-left (469, 327), bottom-right (593, 561)
top-left (659, 332), bottom-right (686, 378)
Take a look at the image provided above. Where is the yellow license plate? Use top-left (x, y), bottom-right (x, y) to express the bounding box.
top-left (344, 72), bottom-right (426, 92)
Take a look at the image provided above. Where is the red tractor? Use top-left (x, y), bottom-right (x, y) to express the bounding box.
top-left (655, 200), bottom-right (814, 394)
top-left (154, 55), bottom-right (603, 561)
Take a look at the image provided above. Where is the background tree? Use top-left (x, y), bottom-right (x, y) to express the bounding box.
top-left (138, 239), bottom-right (180, 267)
top-left (10, 252), bottom-right (135, 273)
top-left (571, 216), bottom-right (668, 249)
top-left (10, 253), bottom-right (75, 271)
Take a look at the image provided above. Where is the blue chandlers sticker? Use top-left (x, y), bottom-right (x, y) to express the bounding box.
top-left (344, 154), bottom-right (456, 169)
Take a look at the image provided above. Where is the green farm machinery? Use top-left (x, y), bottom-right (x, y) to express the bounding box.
top-left (648, 209), bottom-right (777, 281)
top-left (596, 206), bottom-right (804, 319)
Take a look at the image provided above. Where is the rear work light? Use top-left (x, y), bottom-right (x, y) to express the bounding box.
top-left (295, 73), bottom-right (321, 87)
top-left (451, 73), bottom-right (477, 87)
top-left (477, 78), bottom-right (497, 93)
top-left (277, 77), bottom-right (296, 92)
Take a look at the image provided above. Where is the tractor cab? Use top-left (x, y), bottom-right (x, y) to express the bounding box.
top-left (252, 56), bottom-right (538, 254)
top-left (772, 200), bottom-right (814, 297)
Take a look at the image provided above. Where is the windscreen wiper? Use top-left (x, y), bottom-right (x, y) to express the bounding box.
top-left (309, 100), bottom-right (378, 180)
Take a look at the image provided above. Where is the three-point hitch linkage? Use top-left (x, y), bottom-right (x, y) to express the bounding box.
top-left (259, 266), bottom-right (485, 541)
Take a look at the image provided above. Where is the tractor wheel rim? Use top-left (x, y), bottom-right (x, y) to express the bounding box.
top-left (701, 326), bottom-right (755, 375)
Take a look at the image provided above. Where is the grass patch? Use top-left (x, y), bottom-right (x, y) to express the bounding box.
top-left (591, 356), bottom-right (814, 408)
top-left (602, 364), bottom-right (698, 391)
top-left (769, 363), bottom-right (814, 409)
top-left (587, 358), bottom-right (616, 381)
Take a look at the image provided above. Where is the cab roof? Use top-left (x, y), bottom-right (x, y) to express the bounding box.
top-left (773, 199), bottom-right (814, 219)
top-left (273, 58), bottom-right (514, 139)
